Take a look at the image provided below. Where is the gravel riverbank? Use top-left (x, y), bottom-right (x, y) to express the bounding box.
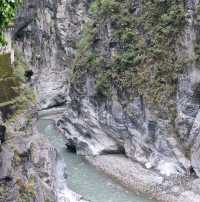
top-left (85, 155), bottom-right (200, 202)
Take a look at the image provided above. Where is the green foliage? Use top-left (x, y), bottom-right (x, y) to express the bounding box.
top-left (12, 49), bottom-right (35, 114)
top-left (77, 21), bottom-right (96, 50)
top-left (90, 0), bottom-right (120, 16)
top-left (0, 0), bottom-right (21, 46)
top-left (95, 72), bottom-right (111, 97)
top-left (0, 51), bottom-right (35, 121)
top-left (0, 53), bottom-right (20, 104)
top-left (73, 0), bottom-right (187, 117)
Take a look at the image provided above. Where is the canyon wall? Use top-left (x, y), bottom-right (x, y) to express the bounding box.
top-left (14, 0), bottom-right (200, 178)
top-left (1, 0), bottom-right (200, 201)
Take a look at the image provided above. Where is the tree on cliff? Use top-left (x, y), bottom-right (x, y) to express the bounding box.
top-left (0, 0), bottom-right (21, 46)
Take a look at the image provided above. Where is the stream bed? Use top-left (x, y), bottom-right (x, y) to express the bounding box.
top-left (36, 119), bottom-right (156, 202)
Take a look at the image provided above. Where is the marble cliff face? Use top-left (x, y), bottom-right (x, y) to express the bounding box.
top-left (2, 0), bottom-right (200, 201)
top-left (13, 0), bottom-right (200, 178)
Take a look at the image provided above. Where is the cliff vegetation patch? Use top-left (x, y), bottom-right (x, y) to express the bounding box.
top-left (0, 0), bottom-right (22, 46)
top-left (0, 50), bottom-right (35, 120)
top-left (72, 0), bottom-right (187, 119)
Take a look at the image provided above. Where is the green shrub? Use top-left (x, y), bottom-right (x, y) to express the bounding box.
top-left (0, 53), bottom-right (20, 104)
top-left (0, 0), bottom-right (22, 45)
top-left (90, 0), bottom-right (120, 16)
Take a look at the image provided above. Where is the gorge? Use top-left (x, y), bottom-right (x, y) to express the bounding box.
top-left (2, 0), bottom-right (200, 202)
top-left (36, 118), bottom-right (155, 202)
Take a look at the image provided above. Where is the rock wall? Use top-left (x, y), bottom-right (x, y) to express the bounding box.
top-left (13, 0), bottom-right (200, 180)
top-left (14, 0), bottom-right (89, 109)
top-left (0, 110), bottom-right (57, 202)
top-left (0, 14), bottom-right (57, 201)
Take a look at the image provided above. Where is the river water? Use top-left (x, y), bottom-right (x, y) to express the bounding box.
top-left (36, 119), bottom-right (156, 202)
